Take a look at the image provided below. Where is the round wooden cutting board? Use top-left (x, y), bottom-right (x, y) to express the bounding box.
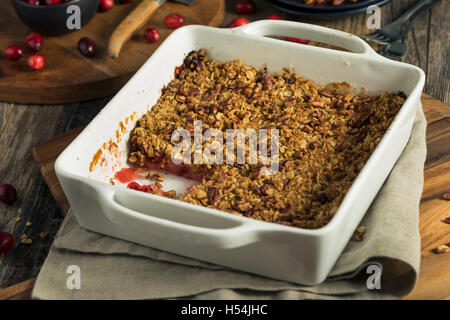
top-left (0, 0), bottom-right (225, 104)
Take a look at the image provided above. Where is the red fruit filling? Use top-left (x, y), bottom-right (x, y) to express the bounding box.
top-left (114, 168), bottom-right (141, 184)
top-left (285, 36), bottom-right (310, 44)
top-left (127, 182), bottom-right (153, 193)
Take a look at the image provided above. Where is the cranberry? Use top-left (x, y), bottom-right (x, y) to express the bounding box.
top-left (164, 14), bottom-right (184, 29)
top-left (0, 184), bottom-right (17, 205)
top-left (0, 232), bottom-right (14, 254)
top-left (144, 28), bottom-right (160, 43)
top-left (285, 36), bottom-right (310, 44)
top-left (127, 182), bottom-right (153, 193)
top-left (43, 0), bottom-right (61, 4)
top-left (268, 14), bottom-right (282, 20)
top-left (127, 182), bottom-right (140, 190)
top-left (26, 33), bottom-right (43, 52)
top-left (27, 55), bottom-right (45, 70)
top-left (141, 184), bottom-right (153, 193)
top-left (25, 0), bottom-right (40, 4)
top-left (5, 45), bottom-right (24, 60)
top-left (98, 0), bottom-right (114, 12)
top-left (228, 17), bottom-right (249, 28)
top-left (77, 37), bottom-right (96, 57)
top-left (235, 0), bottom-right (256, 14)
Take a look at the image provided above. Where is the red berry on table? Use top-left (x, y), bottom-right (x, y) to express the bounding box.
top-left (268, 14), bottom-right (282, 20)
top-left (26, 33), bottom-right (43, 52)
top-left (144, 28), bottom-right (160, 43)
top-left (235, 0), bottom-right (256, 14)
top-left (164, 13), bottom-right (185, 29)
top-left (27, 55), bottom-right (45, 70)
top-left (98, 0), bottom-right (114, 12)
top-left (285, 36), bottom-right (310, 44)
top-left (0, 232), bottom-right (14, 254)
top-left (5, 45), bottom-right (24, 60)
top-left (0, 184), bottom-right (17, 205)
top-left (77, 37), bottom-right (96, 57)
top-left (44, 0), bottom-right (61, 4)
top-left (228, 17), bottom-right (249, 28)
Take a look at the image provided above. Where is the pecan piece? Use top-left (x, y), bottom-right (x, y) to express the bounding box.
top-left (434, 245), bottom-right (450, 254)
top-left (164, 124), bottom-right (175, 135)
top-left (262, 75), bottom-right (273, 90)
top-left (208, 187), bottom-right (218, 205)
top-left (361, 96), bottom-right (372, 103)
top-left (151, 173), bottom-right (164, 182)
top-left (175, 94), bottom-right (186, 103)
top-left (315, 192), bottom-right (328, 204)
top-left (320, 89), bottom-right (333, 98)
top-left (303, 124), bottom-right (314, 134)
top-left (353, 226), bottom-right (366, 241)
top-left (165, 190), bottom-right (177, 198)
top-left (352, 111), bottom-right (374, 128)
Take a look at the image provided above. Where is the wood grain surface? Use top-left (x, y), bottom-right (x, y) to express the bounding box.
top-left (0, 0), bottom-right (448, 299)
top-left (0, 0), bottom-right (225, 104)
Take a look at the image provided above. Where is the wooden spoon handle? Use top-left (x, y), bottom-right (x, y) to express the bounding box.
top-left (108, 0), bottom-right (161, 59)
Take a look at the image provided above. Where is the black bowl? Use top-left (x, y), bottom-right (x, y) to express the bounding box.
top-left (264, 0), bottom-right (393, 17)
top-left (12, 0), bottom-right (100, 36)
top-left (275, 0), bottom-right (387, 12)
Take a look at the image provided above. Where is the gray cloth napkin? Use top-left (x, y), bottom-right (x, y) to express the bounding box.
top-left (32, 105), bottom-right (427, 300)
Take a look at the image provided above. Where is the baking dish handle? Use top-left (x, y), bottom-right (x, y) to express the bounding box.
top-left (97, 187), bottom-right (262, 249)
top-left (234, 20), bottom-right (377, 56)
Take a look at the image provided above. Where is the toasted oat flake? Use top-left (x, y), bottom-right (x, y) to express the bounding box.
top-left (151, 173), bottom-right (165, 182)
top-left (434, 245), bottom-right (450, 254)
top-left (20, 238), bottom-right (32, 245)
top-left (128, 50), bottom-right (405, 229)
top-left (353, 226), bottom-right (366, 241)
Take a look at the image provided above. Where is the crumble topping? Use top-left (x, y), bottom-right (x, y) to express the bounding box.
top-left (128, 49), bottom-right (405, 229)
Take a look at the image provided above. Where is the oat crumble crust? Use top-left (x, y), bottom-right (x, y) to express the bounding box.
top-left (128, 49), bottom-right (405, 229)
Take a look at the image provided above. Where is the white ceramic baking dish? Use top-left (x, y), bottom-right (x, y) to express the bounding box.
top-left (55, 20), bottom-right (425, 285)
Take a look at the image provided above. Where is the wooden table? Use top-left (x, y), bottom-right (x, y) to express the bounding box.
top-left (0, 0), bottom-right (448, 298)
